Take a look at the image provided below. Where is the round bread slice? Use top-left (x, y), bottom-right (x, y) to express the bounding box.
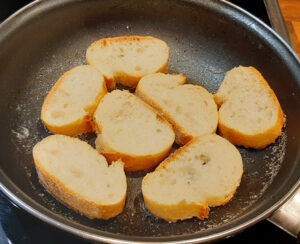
top-left (33, 135), bottom-right (126, 220)
top-left (142, 134), bottom-right (243, 222)
top-left (93, 90), bottom-right (175, 171)
top-left (86, 36), bottom-right (169, 89)
top-left (214, 66), bottom-right (284, 149)
top-left (41, 65), bottom-right (107, 136)
top-left (136, 73), bottom-right (218, 145)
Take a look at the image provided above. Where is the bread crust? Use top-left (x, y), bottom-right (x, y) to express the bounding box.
top-left (143, 196), bottom-right (209, 222)
top-left (218, 113), bottom-right (283, 149)
top-left (215, 66), bottom-right (284, 149)
top-left (96, 141), bottom-right (173, 172)
top-left (86, 36), bottom-right (169, 89)
top-left (34, 158), bottom-right (126, 220)
top-left (41, 66), bottom-right (107, 136)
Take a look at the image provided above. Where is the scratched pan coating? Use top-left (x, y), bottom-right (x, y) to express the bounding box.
top-left (0, 0), bottom-right (299, 243)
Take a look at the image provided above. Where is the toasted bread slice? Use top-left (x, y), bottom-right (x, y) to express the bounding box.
top-left (86, 36), bottom-right (169, 89)
top-left (93, 90), bottom-right (175, 171)
top-left (32, 135), bottom-right (126, 219)
top-left (136, 73), bottom-right (218, 145)
top-left (142, 134), bottom-right (243, 222)
top-left (214, 66), bottom-right (284, 149)
top-left (41, 65), bottom-right (107, 136)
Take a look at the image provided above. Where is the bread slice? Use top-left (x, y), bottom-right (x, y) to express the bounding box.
top-left (142, 134), bottom-right (243, 222)
top-left (214, 66), bottom-right (284, 149)
top-left (32, 135), bottom-right (126, 220)
top-left (86, 36), bottom-right (169, 89)
top-left (41, 65), bottom-right (107, 136)
top-left (93, 90), bottom-right (175, 171)
top-left (136, 73), bottom-right (218, 145)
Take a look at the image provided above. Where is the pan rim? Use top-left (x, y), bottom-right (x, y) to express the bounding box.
top-left (0, 0), bottom-right (299, 243)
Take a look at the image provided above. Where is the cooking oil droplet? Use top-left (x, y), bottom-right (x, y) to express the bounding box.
top-left (126, 25), bottom-right (131, 32)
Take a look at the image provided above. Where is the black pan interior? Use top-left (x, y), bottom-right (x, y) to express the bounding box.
top-left (0, 0), bottom-right (299, 242)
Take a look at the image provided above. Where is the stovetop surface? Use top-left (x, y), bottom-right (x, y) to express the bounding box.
top-left (0, 0), bottom-right (296, 243)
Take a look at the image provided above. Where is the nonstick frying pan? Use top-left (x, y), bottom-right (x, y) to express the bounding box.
top-left (0, 0), bottom-right (299, 243)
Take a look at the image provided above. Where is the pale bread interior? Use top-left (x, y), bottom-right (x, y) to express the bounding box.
top-left (42, 65), bottom-right (106, 127)
top-left (86, 36), bottom-right (169, 86)
top-left (33, 135), bottom-right (126, 205)
top-left (136, 73), bottom-right (218, 143)
top-left (94, 90), bottom-right (175, 156)
top-left (143, 134), bottom-right (243, 207)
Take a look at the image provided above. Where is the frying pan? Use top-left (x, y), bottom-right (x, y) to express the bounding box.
top-left (0, 0), bottom-right (299, 243)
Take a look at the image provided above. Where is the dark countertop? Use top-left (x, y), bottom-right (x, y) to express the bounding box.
top-left (0, 0), bottom-right (296, 243)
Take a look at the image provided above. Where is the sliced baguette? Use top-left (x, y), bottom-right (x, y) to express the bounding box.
top-left (136, 73), bottom-right (218, 145)
top-left (214, 66), bottom-right (284, 149)
top-left (41, 65), bottom-right (107, 136)
top-left (32, 135), bottom-right (126, 219)
top-left (142, 134), bottom-right (243, 222)
top-left (86, 36), bottom-right (169, 89)
top-left (93, 90), bottom-right (175, 171)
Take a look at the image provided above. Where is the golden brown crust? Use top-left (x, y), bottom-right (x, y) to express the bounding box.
top-left (142, 195), bottom-right (209, 222)
top-left (41, 116), bottom-right (94, 137)
top-left (41, 66), bottom-right (107, 136)
top-left (206, 188), bottom-right (238, 207)
top-left (85, 59), bottom-right (117, 90)
top-left (105, 77), bottom-right (116, 90)
top-left (100, 145), bottom-right (173, 172)
top-left (218, 114), bottom-right (283, 149)
top-left (34, 157), bottom-right (125, 220)
top-left (217, 66), bottom-right (284, 149)
top-left (88, 36), bottom-right (162, 48)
